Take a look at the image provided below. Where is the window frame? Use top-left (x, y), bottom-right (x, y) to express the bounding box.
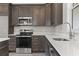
top-left (72, 3), bottom-right (79, 30)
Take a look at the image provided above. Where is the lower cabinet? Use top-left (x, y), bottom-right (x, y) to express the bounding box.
top-left (32, 35), bottom-right (45, 52)
top-left (32, 35), bottom-right (60, 56)
top-left (8, 35), bottom-right (16, 52)
top-left (0, 40), bottom-right (9, 56)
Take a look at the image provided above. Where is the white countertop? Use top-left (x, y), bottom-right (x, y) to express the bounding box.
top-left (0, 38), bottom-right (10, 42)
top-left (32, 32), bottom-right (79, 56)
top-left (45, 35), bottom-right (79, 56)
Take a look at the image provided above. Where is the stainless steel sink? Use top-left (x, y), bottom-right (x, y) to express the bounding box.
top-left (53, 38), bottom-right (69, 41)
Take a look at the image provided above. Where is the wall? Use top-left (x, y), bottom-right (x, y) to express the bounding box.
top-left (0, 16), bottom-right (8, 38)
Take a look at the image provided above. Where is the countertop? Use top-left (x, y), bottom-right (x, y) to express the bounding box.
top-left (9, 32), bottom-right (79, 56)
top-left (0, 38), bottom-right (10, 42)
top-left (32, 32), bottom-right (79, 56)
top-left (45, 35), bottom-right (79, 56)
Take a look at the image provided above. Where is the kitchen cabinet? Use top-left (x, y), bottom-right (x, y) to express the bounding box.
top-left (45, 3), bottom-right (52, 26)
top-left (32, 35), bottom-right (45, 52)
top-left (11, 3), bottom-right (63, 26)
top-left (8, 35), bottom-right (16, 52)
top-left (32, 5), bottom-right (46, 26)
top-left (12, 6), bottom-right (19, 25)
top-left (0, 40), bottom-right (9, 56)
top-left (51, 3), bottom-right (63, 26)
top-left (18, 6), bottom-right (32, 17)
top-left (0, 3), bottom-right (9, 16)
top-left (32, 35), bottom-right (60, 56)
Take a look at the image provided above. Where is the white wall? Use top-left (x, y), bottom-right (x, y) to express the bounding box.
top-left (0, 16), bottom-right (8, 38)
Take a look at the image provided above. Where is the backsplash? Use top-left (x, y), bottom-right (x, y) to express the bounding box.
top-left (53, 24), bottom-right (70, 38)
top-left (14, 24), bottom-right (69, 35)
top-left (14, 26), bottom-right (55, 35)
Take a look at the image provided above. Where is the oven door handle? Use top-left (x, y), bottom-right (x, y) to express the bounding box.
top-left (16, 36), bottom-right (32, 37)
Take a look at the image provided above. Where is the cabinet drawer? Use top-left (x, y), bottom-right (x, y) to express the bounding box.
top-left (0, 40), bottom-right (8, 48)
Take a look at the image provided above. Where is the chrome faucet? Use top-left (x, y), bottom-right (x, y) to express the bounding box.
top-left (64, 22), bottom-right (73, 39)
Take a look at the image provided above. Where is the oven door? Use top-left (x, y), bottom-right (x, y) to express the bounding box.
top-left (16, 36), bottom-right (32, 48)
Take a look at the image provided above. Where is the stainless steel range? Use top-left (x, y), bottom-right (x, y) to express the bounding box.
top-left (16, 29), bottom-right (33, 54)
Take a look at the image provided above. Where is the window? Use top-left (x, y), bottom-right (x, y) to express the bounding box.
top-left (72, 3), bottom-right (79, 32)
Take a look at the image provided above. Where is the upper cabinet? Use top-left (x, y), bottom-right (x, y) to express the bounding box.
top-left (0, 3), bottom-right (9, 16)
top-left (18, 6), bottom-right (32, 17)
top-left (11, 3), bottom-right (63, 26)
top-left (51, 3), bottom-right (63, 26)
top-left (32, 5), bottom-right (46, 26)
top-left (12, 6), bottom-right (19, 25)
top-left (45, 4), bottom-right (52, 26)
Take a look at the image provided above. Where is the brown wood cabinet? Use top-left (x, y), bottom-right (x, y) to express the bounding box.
top-left (18, 6), bottom-right (32, 17)
top-left (45, 4), bottom-right (52, 26)
top-left (0, 3), bottom-right (9, 16)
top-left (12, 6), bottom-right (19, 25)
top-left (9, 35), bottom-right (16, 52)
top-left (51, 3), bottom-right (63, 26)
top-left (10, 3), bottom-right (63, 26)
top-left (32, 35), bottom-right (60, 56)
top-left (32, 35), bottom-right (48, 53)
top-left (32, 6), bottom-right (46, 26)
top-left (0, 40), bottom-right (9, 56)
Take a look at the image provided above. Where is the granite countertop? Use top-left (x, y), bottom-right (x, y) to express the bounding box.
top-left (0, 38), bottom-right (10, 42)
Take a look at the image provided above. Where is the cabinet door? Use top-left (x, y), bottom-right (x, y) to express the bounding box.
top-left (32, 35), bottom-right (45, 52)
top-left (32, 36), bottom-right (41, 52)
top-left (9, 36), bottom-right (16, 52)
top-left (51, 3), bottom-right (63, 25)
top-left (45, 4), bottom-right (52, 26)
top-left (39, 6), bottom-right (46, 26)
top-left (32, 6), bottom-right (45, 26)
top-left (55, 3), bottom-right (63, 25)
top-left (0, 3), bottom-right (9, 16)
top-left (18, 6), bottom-right (32, 17)
top-left (32, 6), bottom-right (40, 26)
top-left (12, 6), bottom-right (19, 25)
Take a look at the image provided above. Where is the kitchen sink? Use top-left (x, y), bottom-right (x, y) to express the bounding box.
top-left (53, 38), bottom-right (69, 41)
